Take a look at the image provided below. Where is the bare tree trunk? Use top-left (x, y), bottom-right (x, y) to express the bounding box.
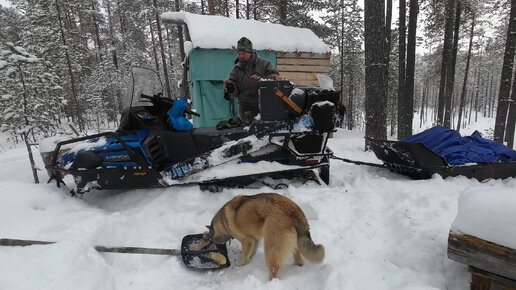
top-left (401, 0), bottom-right (419, 138)
top-left (77, 8), bottom-right (88, 50)
top-left (433, 86), bottom-right (438, 123)
top-left (339, 0), bottom-right (346, 128)
top-left (491, 74), bottom-right (497, 118)
top-left (246, 0), bottom-right (250, 19)
top-left (469, 70), bottom-right (479, 125)
top-left (348, 64), bottom-right (354, 130)
top-left (397, 0), bottom-right (406, 138)
top-left (166, 28), bottom-right (175, 95)
top-left (174, 0), bottom-right (186, 61)
top-left (476, 75), bottom-right (482, 123)
top-left (437, 0), bottom-right (456, 125)
top-left (148, 13), bottom-right (160, 71)
top-left (457, 12), bottom-right (475, 133)
top-left (17, 64), bottom-right (39, 184)
top-left (153, 0), bottom-right (172, 98)
top-left (506, 102), bottom-right (516, 148)
top-left (24, 134), bottom-right (39, 184)
top-left (175, 0), bottom-right (189, 99)
top-left (505, 66), bottom-right (516, 147)
top-left (106, 0), bottom-right (119, 69)
top-left (117, 0), bottom-right (127, 51)
top-left (339, 0), bottom-right (344, 97)
top-left (444, 0), bottom-right (461, 128)
top-left (55, 0), bottom-right (83, 131)
top-left (91, 1), bottom-right (103, 63)
top-left (279, 0), bottom-right (287, 25)
top-left (420, 79), bottom-right (428, 128)
top-left (236, 0), bottom-right (240, 18)
top-left (208, 0), bottom-right (215, 15)
top-left (364, 0), bottom-right (387, 147)
top-left (494, 0), bottom-right (516, 142)
top-left (385, 0), bottom-right (392, 84)
top-left (487, 72), bottom-right (493, 117)
top-left (385, 0), bottom-right (392, 133)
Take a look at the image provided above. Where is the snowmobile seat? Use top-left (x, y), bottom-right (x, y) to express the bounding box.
top-left (142, 130), bottom-right (201, 166)
top-left (191, 127), bottom-right (250, 150)
top-left (140, 127), bottom-right (250, 167)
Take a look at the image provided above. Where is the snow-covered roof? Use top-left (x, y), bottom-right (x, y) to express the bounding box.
top-left (161, 11), bottom-right (330, 53)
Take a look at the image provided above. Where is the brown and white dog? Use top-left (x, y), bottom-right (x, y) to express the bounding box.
top-left (207, 193), bottom-right (324, 280)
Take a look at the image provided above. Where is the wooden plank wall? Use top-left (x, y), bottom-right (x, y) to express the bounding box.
top-left (470, 267), bottom-right (516, 290)
top-left (447, 232), bottom-right (516, 282)
top-left (276, 52), bottom-right (331, 87)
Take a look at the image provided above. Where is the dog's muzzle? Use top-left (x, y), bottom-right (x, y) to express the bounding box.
top-left (212, 235), bottom-right (232, 245)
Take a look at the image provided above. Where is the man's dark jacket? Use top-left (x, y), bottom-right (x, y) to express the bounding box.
top-left (227, 52), bottom-right (278, 115)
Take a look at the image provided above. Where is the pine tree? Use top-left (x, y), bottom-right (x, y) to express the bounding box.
top-left (0, 43), bottom-right (63, 183)
top-left (364, 0), bottom-right (387, 146)
top-left (494, 0), bottom-right (516, 143)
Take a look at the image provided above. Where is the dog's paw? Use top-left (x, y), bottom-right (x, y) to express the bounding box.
top-left (236, 258), bottom-right (250, 266)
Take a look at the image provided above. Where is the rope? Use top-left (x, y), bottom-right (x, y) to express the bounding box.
top-left (468, 149), bottom-right (494, 182)
top-left (330, 155), bottom-right (386, 168)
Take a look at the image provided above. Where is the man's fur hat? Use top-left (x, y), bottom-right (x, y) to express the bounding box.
top-left (237, 37), bottom-right (253, 53)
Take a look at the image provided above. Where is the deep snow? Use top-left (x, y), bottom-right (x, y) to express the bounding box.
top-left (0, 119), bottom-right (514, 290)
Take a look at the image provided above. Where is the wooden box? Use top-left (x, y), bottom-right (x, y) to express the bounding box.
top-left (448, 233), bottom-right (516, 290)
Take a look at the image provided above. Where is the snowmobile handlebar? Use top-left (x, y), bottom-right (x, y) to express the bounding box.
top-left (188, 109), bottom-right (201, 117)
top-left (140, 94), bottom-right (200, 117)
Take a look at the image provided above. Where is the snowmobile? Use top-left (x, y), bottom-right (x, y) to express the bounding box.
top-left (45, 67), bottom-right (341, 195)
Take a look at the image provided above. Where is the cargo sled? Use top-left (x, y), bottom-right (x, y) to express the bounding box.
top-left (367, 126), bottom-right (516, 181)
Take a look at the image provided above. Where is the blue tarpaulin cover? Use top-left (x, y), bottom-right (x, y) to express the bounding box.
top-left (401, 125), bottom-right (516, 165)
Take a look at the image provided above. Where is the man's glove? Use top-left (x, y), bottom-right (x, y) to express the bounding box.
top-left (224, 82), bottom-right (235, 101)
top-left (225, 82), bottom-right (235, 94)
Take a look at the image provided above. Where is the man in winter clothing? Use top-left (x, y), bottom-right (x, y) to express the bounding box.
top-left (224, 37), bottom-right (280, 121)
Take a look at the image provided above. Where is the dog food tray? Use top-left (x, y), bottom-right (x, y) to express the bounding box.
top-left (180, 234), bottom-right (230, 270)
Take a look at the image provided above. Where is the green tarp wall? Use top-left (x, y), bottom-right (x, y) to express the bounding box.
top-left (188, 48), bottom-right (276, 127)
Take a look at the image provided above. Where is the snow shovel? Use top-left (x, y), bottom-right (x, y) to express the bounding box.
top-left (0, 234), bottom-right (230, 271)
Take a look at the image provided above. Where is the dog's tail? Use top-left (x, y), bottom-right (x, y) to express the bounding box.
top-left (298, 231), bottom-right (324, 263)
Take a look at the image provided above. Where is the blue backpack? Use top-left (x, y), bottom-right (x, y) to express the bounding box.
top-left (167, 98), bottom-right (193, 131)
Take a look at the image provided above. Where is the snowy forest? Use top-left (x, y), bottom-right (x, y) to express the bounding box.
top-left (0, 0), bottom-right (515, 149)
top-left (2, 2), bottom-right (516, 288)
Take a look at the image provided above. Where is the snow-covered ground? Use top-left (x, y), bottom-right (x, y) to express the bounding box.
top-left (0, 119), bottom-right (514, 290)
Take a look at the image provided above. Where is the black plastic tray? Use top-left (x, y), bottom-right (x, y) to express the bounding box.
top-left (180, 234), bottom-right (230, 270)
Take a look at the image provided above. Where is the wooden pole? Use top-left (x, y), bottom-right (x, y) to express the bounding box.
top-left (0, 238), bottom-right (181, 256)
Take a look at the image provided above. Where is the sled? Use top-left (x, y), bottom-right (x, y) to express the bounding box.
top-left (367, 138), bottom-right (516, 181)
top-left (44, 67), bottom-right (341, 194)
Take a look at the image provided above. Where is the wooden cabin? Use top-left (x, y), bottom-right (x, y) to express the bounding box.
top-left (161, 12), bottom-right (331, 127)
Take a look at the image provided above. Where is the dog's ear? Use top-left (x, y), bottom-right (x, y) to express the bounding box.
top-left (206, 225), bottom-right (213, 236)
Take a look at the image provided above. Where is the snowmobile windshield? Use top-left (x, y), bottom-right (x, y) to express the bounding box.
top-left (122, 66), bottom-right (164, 110)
